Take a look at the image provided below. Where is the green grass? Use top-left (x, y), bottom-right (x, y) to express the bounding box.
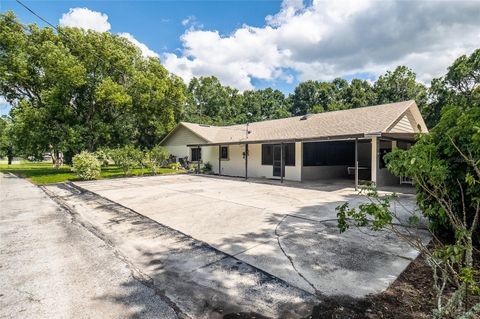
top-left (0, 162), bottom-right (185, 185)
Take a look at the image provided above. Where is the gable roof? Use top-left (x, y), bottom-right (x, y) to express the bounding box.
top-left (162, 100), bottom-right (428, 146)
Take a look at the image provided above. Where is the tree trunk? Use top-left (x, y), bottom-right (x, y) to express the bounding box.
top-left (7, 155), bottom-right (12, 165)
top-left (51, 150), bottom-right (63, 169)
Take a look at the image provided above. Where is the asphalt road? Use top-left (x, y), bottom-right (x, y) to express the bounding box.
top-left (0, 173), bottom-right (178, 319)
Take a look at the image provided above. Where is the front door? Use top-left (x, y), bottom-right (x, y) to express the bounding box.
top-left (273, 144), bottom-right (282, 177)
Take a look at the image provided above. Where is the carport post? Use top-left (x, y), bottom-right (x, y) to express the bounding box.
top-left (197, 145), bottom-right (200, 174)
top-left (218, 145), bottom-right (221, 176)
top-left (280, 142), bottom-right (284, 183)
top-left (371, 136), bottom-right (378, 185)
top-left (355, 138), bottom-right (359, 191)
top-left (244, 144), bottom-right (248, 180)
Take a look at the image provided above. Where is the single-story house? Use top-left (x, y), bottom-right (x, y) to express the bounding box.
top-left (160, 100), bottom-right (428, 187)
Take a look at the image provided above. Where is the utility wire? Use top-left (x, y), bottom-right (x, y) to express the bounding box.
top-left (13, 0), bottom-right (183, 106)
top-left (15, 0), bottom-right (57, 29)
top-left (12, 0), bottom-right (250, 134)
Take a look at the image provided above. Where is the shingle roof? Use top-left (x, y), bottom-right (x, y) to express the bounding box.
top-left (168, 100), bottom-right (427, 145)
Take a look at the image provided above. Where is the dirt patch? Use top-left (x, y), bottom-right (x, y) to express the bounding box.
top-left (305, 253), bottom-right (434, 319)
top-left (307, 251), bottom-right (480, 319)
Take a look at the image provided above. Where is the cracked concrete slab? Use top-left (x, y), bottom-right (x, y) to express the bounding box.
top-left (43, 181), bottom-right (319, 318)
top-left (73, 174), bottom-right (430, 298)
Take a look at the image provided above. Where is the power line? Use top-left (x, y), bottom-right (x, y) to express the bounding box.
top-left (11, 0), bottom-right (248, 130)
top-left (13, 0), bottom-right (184, 107)
top-left (15, 0), bottom-right (57, 29)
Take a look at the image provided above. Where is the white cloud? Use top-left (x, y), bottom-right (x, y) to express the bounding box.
top-left (182, 16), bottom-right (195, 27)
top-left (181, 15), bottom-right (203, 31)
top-left (164, 0), bottom-right (480, 90)
top-left (59, 8), bottom-right (111, 32)
top-left (59, 8), bottom-right (159, 59)
top-left (119, 33), bottom-right (159, 58)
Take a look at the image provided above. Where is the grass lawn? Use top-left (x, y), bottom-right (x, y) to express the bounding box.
top-left (0, 162), bottom-right (185, 185)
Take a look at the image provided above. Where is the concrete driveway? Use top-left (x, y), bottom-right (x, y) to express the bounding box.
top-left (75, 174), bottom-right (429, 297)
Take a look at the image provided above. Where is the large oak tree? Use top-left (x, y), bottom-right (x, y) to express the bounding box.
top-left (0, 12), bottom-right (185, 165)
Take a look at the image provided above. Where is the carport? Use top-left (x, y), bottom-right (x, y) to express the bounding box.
top-left (188, 132), bottom-right (415, 189)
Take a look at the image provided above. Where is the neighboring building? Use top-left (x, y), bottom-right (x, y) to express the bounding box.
top-left (160, 100), bottom-right (428, 186)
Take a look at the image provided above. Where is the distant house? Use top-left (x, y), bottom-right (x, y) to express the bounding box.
top-left (160, 100), bottom-right (428, 187)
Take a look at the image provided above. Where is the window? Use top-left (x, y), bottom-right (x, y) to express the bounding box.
top-left (261, 143), bottom-right (295, 166)
top-left (284, 143), bottom-right (295, 166)
top-left (220, 146), bottom-right (229, 160)
top-left (262, 144), bottom-right (273, 165)
top-left (303, 141), bottom-right (354, 166)
top-left (191, 148), bottom-right (202, 161)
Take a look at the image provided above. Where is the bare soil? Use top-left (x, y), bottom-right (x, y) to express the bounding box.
top-left (307, 253), bottom-right (436, 319)
top-left (307, 248), bottom-right (480, 319)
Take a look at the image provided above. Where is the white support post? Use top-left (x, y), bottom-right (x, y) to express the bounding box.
top-left (218, 145), bottom-right (221, 176)
top-left (355, 138), bottom-right (359, 191)
top-left (392, 140), bottom-right (397, 150)
top-left (371, 136), bottom-right (378, 185)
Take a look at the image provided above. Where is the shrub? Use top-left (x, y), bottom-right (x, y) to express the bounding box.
top-left (203, 162), bottom-right (212, 173)
top-left (337, 106), bottom-right (480, 317)
top-left (145, 146), bottom-right (169, 175)
top-left (188, 163), bottom-right (198, 173)
top-left (167, 162), bottom-right (182, 170)
top-left (94, 148), bottom-right (110, 167)
top-left (109, 145), bottom-right (142, 176)
top-left (72, 151), bottom-right (101, 180)
top-left (385, 105), bottom-right (480, 236)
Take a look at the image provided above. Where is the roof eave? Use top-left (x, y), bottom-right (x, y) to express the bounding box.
top-left (187, 133), bottom-right (369, 147)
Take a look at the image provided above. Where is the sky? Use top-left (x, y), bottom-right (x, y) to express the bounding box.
top-left (1, 0), bottom-right (480, 115)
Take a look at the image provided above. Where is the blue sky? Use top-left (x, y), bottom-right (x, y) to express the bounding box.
top-left (0, 1), bottom-right (282, 50)
top-left (1, 0), bottom-right (480, 115)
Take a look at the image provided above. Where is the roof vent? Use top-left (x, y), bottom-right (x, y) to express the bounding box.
top-left (199, 124), bottom-right (210, 127)
top-left (300, 114), bottom-right (312, 121)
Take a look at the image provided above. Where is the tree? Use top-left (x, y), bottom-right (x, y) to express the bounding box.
top-left (184, 76), bottom-right (242, 125)
top-left (426, 49), bottom-right (480, 128)
top-left (337, 182), bottom-right (479, 317)
top-left (345, 79), bottom-right (377, 109)
top-left (392, 105), bottom-right (480, 236)
top-left (0, 116), bottom-right (14, 164)
top-left (374, 66), bottom-right (427, 113)
top-left (289, 78), bottom-right (377, 115)
top-left (0, 12), bottom-right (185, 165)
top-left (238, 88), bottom-right (290, 123)
top-left (289, 80), bottom-right (323, 115)
top-left (129, 60), bottom-right (186, 148)
top-left (145, 145), bottom-right (169, 175)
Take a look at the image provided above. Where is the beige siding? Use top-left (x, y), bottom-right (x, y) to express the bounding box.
top-left (162, 126), bottom-right (206, 146)
top-left (206, 142), bottom-right (302, 182)
top-left (389, 112), bottom-right (415, 133)
top-left (162, 126), bottom-right (207, 159)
